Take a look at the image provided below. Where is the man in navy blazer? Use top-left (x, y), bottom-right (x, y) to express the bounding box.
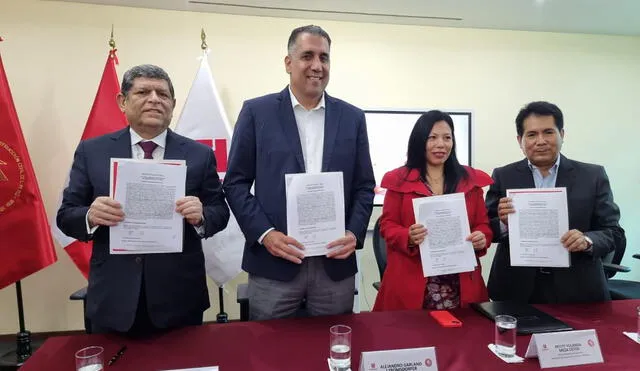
top-left (57, 65), bottom-right (229, 335)
top-left (486, 101), bottom-right (624, 303)
top-left (224, 25), bottom-right (375, 320)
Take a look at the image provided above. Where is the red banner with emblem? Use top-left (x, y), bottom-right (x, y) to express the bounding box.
top-left (0, 51), bottom-right (57, 289)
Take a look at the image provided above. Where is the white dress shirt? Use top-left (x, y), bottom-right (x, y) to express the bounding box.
top-left (290, 87), bottom-right (326, 174)
top-left (257, 89), bottom-right (326, 244)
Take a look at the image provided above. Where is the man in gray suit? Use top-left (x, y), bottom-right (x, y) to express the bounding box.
top-left (57, 65), bottom-right (229, 336)
top-left (486, 101), bottom-right (624, 304)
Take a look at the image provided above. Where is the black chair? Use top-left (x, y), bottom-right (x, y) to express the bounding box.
top-left (601, 228), bottom-right (640, 299)
top-left (372, 217), bottom-right (387, 291)
top-left (69, 286), bottom-right (92, 333)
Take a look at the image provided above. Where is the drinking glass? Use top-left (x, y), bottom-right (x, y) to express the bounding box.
top-left (329, 325), bottom-right (351, 371)
top-left (495, 315), bottom-right (517, 357)
top-left (75, 346), bottom-right (104, 371)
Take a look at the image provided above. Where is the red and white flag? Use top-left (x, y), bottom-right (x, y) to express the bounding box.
top-left (51, 50), bottom-right (127, 278)
top-left (175, 52), bottom-right (243, 286)
top-left (0, 49), bottom-right (57, 289)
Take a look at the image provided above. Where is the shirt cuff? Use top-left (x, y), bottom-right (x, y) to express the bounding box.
top-left (499, 220), bottom-right (508, 236)
top-left (85, 210), bottom-right (99, 236)
top-left (193, 214), bottom-right (206, 237)
top-left (258, 228), bottom-right (275, 244)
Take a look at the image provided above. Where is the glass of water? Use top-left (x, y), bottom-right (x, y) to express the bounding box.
top-left (330, 324), bottom-right (351, 371)
top-left (495, 315), bottom-right (517, 357)
top-left (75, 346), bottom-right (104, 371)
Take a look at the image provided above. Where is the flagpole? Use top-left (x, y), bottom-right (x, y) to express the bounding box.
top-left (14, 281), bottom-right (32, 363)
top-left (199, 27), bottom-right (228, 324)
top-left (0, 281), bottom-right (35, 367)
top-left (216, 286), bottom-right (228, 323)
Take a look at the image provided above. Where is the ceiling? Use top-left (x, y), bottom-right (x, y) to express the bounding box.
top-left (52, 0), bottom-right (640, 36)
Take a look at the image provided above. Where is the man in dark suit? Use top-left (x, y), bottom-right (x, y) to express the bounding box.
top-left (223, 25), bottom-right (375, 320)
top-left (57, 64), bottom-right (229, 335)
top-left (486, 101), bottom-right (624, 304)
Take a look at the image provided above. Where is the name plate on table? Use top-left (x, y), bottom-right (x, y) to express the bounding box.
top-left (359, 347), bottom-right (438, 371)
top-left (524, 329), bottom-right (603, 368)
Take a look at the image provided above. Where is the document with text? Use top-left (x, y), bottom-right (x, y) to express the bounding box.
top-left (412, 193), bottom-right (476, 277)
top-left (285, 172), bottom-right (345, 257)
top-left (109, 158), bottom-right (186, 255)
top-left (507, 187), bottom-right (570, 267)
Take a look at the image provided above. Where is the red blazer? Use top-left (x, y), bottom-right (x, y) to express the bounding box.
top-left (372, 166), bottom-right (493, 311)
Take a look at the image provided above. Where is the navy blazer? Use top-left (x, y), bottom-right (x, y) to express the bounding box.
top-left (223, 87), bottom-right (375, 282)
top-left (57, 127), bottom-right (229, 332)
top-left (485, 155), bottom-right (624, 303)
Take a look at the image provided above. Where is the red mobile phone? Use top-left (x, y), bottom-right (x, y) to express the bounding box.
top-left (430, 310), bottom-right (463, 327)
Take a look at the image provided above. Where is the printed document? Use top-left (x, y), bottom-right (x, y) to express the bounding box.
top-left (109, 158), bottom-right (186, 254)
top-left (286, 172), bottom-right (345, 257)
top-left (412, 193), bottom-right (476, 277)
top-left (507, 188), bottom-right (570, 267)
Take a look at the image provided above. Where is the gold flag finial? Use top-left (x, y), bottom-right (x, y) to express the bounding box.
top-left (201, 28), bottom-right (208, 51)
top-left (109, 24), bottom-right (116, 50)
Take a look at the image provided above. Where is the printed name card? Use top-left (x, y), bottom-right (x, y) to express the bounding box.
top-left (524, 329), bottom-right (603, 368)
top-left (359, 347), bottom-right (438, 371)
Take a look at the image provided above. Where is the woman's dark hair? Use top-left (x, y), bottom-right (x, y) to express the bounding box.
top-left (405, 110), bottom-right (468, 193)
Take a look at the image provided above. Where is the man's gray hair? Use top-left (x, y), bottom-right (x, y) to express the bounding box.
top-left (120, 64), bottom-right (175, 99)
top-left (287, 25), bottom-right (331, 55)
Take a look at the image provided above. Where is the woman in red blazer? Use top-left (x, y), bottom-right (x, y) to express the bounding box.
top-left (373, 110), bottom-right (493, 311)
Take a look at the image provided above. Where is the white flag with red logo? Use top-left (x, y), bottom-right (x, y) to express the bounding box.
top-left (175, 52), bottom-right (243, 286)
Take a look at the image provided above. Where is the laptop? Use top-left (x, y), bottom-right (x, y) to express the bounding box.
top-left (471, 301), bottom-right (573, 335)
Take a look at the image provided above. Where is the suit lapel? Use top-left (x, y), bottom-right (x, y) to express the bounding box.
top-left (322, 93), bottom-right (340, 172)
top-left (163, 129), bottom-right (186, 160)
top-left (278, 88), bottom-right (305, 171)
top-left (109, 127), bottom-right (134, 159)
top-left (515, 158), bottom-right (536, 188)
top-left (554, 154), bottom-right (575, 193)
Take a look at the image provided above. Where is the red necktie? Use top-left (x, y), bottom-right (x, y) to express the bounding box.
top-left (138, 141), bottom-right (158, 159)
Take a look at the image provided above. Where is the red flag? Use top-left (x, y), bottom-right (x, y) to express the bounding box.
top-left (51, 50), bottom-right (127, 278)
top-left (0, 51), bottom-right (57, 289)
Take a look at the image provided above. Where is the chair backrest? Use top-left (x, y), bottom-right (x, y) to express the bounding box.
top-left (603, 226), bottom-right (627, 279)
top-left (372, 217), bottom-right (387, 280)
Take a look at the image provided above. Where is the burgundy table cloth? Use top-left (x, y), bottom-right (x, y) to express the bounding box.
top-left (20, 299), bottom-right (640, 370)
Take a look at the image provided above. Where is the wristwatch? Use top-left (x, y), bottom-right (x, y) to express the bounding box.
top-left (584, 235), bottom-right (594, 252)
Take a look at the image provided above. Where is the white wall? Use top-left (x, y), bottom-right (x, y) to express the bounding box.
top-left (0, 0), bottom-right (638, 334)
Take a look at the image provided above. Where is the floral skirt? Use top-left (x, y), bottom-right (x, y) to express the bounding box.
top-left (423, 274), bottom-right (461, 310)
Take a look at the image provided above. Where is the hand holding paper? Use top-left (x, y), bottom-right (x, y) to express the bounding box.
top-left (497, 197), bottom-right (514, 226)
top-left (263, 230), bottom-right (305, 264)
top-left (88, 196), bottom-right (124, 227)
top-left (408, 223), bottom-right (427, 246)
top-left (560, 229), bottom-right (589, 252)
top-left (175, 196), bottom-right (203, 226)
top-left (466, 231), bottom-right (487, 251)
top-left (326, 231), bottom-right (357, 259)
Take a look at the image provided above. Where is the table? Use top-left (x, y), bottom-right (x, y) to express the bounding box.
top-left (20, 300), bottom-right (640, 370)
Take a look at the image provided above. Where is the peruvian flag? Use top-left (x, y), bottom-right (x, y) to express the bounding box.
top-left (50, 50), bottom-right (127, 278)
top-left (0, 48), bottom-right (57, 289)
top-left (175, 52), bottom-right (243, 286)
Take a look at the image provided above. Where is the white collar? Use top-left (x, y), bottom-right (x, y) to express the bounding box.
top-left (288, 86), bottom-right (325, 111)
top-left (130, 128), bottom-right (167, 148)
